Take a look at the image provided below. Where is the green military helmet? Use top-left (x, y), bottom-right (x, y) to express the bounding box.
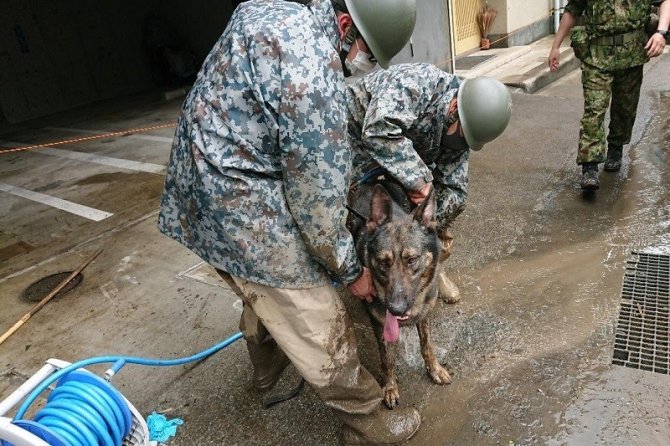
top-left (457, 77), bottom-right (512, 151)
top-left (344, 0), bottom-right (417, 69)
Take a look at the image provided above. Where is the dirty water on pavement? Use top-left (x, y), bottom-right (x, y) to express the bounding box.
top-left (387, 95), bottom-right (670, 445)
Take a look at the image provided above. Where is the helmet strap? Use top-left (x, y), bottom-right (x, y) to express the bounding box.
top-left (339, 44), bottom-right (351, 76)
top-left (344, 22), bottom-right (359, 48)
top-left (339, 23), bottom-right (359, 76)
top-left (446, 108), bottom-right (459, 128)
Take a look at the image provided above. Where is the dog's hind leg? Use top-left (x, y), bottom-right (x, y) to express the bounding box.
top-left (417, 319), bottom-right (452, 384)
top-left (371, 322), bottom-right (402, 409)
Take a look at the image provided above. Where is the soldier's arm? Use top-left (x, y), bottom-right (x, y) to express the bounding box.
top-left (277, 39), bottom-right (361, 286)
top-left (359, 86), bottom-right (433, 192)
top-left (432, 149), bottom-right (469, 230)
top-left (661, 0), bottom-right (670, 31)
top-left (549, 10), bottom-right (577, 71)
top-left (647, 0), bottom-right (670, 57)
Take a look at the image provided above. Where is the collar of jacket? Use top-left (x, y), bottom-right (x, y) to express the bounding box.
top-left (309, 0), bottom-right (341, 52)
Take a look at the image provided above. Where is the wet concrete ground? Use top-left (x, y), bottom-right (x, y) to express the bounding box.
top-left (1, 55), bottom-right (669, 446)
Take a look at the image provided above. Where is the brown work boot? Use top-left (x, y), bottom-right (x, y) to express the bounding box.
top-left (247, 340), bottom-right (291, 391)
top-left (437, 270), bottom-right (461, 304)
top-left (339, 407), bottom-right (421, 445)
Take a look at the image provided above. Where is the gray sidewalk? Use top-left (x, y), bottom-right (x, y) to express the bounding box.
top-left (455, 34), bottom-right (580, 93)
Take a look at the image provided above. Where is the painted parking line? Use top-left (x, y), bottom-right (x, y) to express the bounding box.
top-left (39, 147), bottom-right (165, 173)
top-left (0, 142), bottom-right (165, 174)
top-left (0, 182), bottom-right (113, 221)
top-left (46, 126), bottom-right (174, 143)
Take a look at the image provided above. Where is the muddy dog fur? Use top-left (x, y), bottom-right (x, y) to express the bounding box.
top-left (347, 179), bottom-right (452, 408)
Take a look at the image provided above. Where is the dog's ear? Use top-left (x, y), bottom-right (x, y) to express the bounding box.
top-left (412, 186), bottom-right (437, 229)
top-left (367, 184), bottom-right (393, 231)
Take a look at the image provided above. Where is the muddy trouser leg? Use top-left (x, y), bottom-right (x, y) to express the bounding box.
top-left (218, 271), bottom-right (291, 390)
top-left (577, 63), bottom-right (614, 165)
top-left (607, 65), bottom-right (644, 157)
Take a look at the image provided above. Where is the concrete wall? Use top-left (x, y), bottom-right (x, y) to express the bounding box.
top-left (507, 0), bottom-right (549, 32)
top-left (393, 0), bottom-right (453, 72)
top-left (151, 0), bottom-right (236, 62)
top-left (0, 0), bottom-right (232, 124)
top-left (0, 0), bottom-right (154, 123)
top-left (485, 0), bottom-right (553, 47)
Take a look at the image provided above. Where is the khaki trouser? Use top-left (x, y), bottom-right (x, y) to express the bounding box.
top-left (219, 271), bottom-right (383, 415)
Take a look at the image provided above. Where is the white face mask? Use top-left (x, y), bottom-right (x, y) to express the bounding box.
top-left (345, 40), bottom-right (377, 76)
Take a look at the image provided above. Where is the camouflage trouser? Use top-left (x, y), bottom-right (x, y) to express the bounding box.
top-left (577, 63), bottom-right (644, 164)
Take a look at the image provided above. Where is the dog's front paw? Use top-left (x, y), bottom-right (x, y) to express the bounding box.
top-left (427, 364), bottom-right (452, 385)
top-left (383, 383), bottom-right (400, 409)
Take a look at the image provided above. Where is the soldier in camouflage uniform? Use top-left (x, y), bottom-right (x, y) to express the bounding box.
top-left (158, 0), bottom-right (421, 443)
top-left (549, 0), bottom-right (670, 191)
top-left (346, 63), bottom-right (512, 304)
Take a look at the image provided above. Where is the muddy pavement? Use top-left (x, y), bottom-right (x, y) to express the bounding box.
top-left (1, 55), bottom-right (669, 446)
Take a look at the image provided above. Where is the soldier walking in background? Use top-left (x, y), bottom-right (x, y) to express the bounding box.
top-left (549, 0), bottom-right (670, 192)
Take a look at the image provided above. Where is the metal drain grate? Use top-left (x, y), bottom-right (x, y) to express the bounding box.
top-left (613, 252), bottom-right (670, 374)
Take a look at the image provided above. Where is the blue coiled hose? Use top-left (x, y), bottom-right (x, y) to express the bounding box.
top-left (31, 371), bottom-right (131, 446)
top-left (11, 331), bottom-right (243, 446)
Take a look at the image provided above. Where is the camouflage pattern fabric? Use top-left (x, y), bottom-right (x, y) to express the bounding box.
top-left (565, 0), bottom-right (651, 164)
top-left (577, 63), bottom-right (644, 164)
top-left (564, 0), bottom-right (652, 70)
top-left (346, 63), bottom-right (468, 230)
top-left (159, 0), bottom-right (363, 289)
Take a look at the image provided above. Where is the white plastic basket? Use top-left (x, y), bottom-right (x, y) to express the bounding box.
top-left (0, 359), bottom-right (149, 446)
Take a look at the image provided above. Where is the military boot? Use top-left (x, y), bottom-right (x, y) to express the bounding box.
top-left (338, 407), bottom-right (421, 445)
top-left (580, 163), bottom-right (599, 191)
top-left (604, 145), bottom-right (623, 172)
top-left (246, 339), bottom-right (291, 391)
top-left (437, 271), bottom-right (461, 303)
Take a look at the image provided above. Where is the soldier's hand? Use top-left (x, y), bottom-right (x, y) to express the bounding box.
top-left (548, 48), bottom-right (560, 72)
top-left (408, 182), bottom-right (433, 205)
top-left (347, 267), bottom-right (376, 303)
top-left (645, 33), bottom-right (666, 58)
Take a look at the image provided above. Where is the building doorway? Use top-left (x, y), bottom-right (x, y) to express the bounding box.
top-left (452, 0), bottom-right (481, 55)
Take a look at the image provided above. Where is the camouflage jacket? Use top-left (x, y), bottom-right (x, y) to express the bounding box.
top-left (158, 0), bottom-right (362, 288)
top-left (566, 0), bottom-right (652, 70)
top-left (346, 63), bottom-right (469, 229)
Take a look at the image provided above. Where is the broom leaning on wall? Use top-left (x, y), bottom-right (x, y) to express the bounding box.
top-left (477, 2), bottom-right (498, 50)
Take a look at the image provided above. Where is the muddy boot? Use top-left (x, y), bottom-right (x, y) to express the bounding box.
top-left (604, 145), bottom-right (623, 172)
top-left (580, 163), bottom-right (599, 191)
top-left (338, 407), bottom-right (421, 445)
top-left (437, 270), bottom-right (460, 303)
top-left (247, 339), bottom-right (291, 391)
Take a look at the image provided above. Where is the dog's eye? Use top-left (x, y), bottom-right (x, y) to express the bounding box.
top-left (406, 256), bottom-right (419, 266)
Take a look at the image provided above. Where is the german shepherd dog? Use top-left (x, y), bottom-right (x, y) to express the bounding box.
top-left (347, 179), bottom-right (452, 409)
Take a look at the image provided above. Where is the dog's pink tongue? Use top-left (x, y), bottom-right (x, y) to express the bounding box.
top-left (383, 310), bottom-right (400, 343)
